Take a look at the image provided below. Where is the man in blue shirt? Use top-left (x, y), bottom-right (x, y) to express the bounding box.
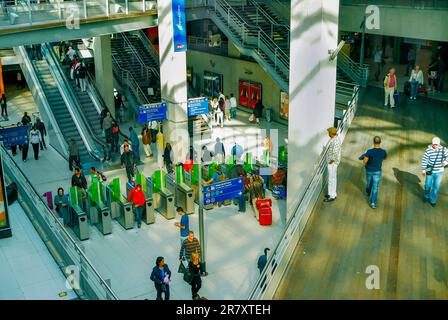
top-left (175, 207), bottom-right (189, 258)
top-left (359, 136), bottom-right (387, 209)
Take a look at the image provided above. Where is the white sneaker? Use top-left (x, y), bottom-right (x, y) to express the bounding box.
top-left (384, 103), bottom-right (388, 107)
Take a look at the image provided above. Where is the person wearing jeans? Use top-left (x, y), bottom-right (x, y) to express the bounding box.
top-left (421, 137), bottom-right (448, 207)
top-left (384, 68), bottom-right (398, 108)
top-left (324, 127), bottom-right (341, 202)
top-left (409, 65), bottom-right (424, 100)
top-left (127, 183), bottom-right (146, 228)
top-left (359, 136), bottom-right (387, 209)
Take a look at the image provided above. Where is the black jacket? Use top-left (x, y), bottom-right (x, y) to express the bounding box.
top-left (150, 265), bottom-right (172, 285)
top-left (188, 261), bottom-right (203, 279)
top-left (121, 150), bottom-right (136, 167)
top-left (71, 174), bottom-right (88, 189)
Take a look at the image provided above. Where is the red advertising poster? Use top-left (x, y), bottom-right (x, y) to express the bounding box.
top-left (249, 82), bottom-right (261, 110)
top-left (239, 81), bottom-right (249, 108)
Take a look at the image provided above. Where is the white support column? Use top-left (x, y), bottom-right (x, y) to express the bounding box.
top-left (287, 0), bottom-right (340, 222)
top-left (157, 0), bottom-right (189, 163)
top-left (93, 35), bottom-right (115, 117)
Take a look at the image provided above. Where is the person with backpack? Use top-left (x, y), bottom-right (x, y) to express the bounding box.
top-left (127, 183), bottom-right (145, 228)
top-left (29, 124), bottom-right (42, 160)
top-left (150, 257), bottom-right (171, 300)
top-left (141, 124), bottom-right (153, 158)
top-left (35, 118), bottom-right (47, 150)
top-left (203, 165), bottom-right (225, 186)
top-left (77, 61), bottom-right (87, 92)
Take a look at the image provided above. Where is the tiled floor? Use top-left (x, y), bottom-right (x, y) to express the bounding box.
top-left (0, 202), bottom-right (77, 300)
top-left (4, 84), bottom-right (288, 299)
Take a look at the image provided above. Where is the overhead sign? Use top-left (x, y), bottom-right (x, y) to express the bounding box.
top-left (172, 0), bottom-right (187, 52)
top-left (188, 97), bottom-right (209, 117)
top-left (137, 102), bottom-right (167, 123)
top-left (0, 125), bottom-right (29, 148)
top-left (203, 177), bottom-right (243, 205)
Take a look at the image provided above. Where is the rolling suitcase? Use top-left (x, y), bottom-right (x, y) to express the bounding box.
top-left (259, 207), bottom-right (272, 226)
top-left (255, 199), bottom-right (272, 209)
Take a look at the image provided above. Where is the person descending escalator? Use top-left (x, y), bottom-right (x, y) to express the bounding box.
top-left (68, 138), bottom-right (81, 171)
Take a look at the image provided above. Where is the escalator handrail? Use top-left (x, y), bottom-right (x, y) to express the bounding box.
top-left (42, 43), bottom-right (105, 162)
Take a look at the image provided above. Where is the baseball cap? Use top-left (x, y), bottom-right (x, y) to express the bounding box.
top-left (432, 137), bottom-right (441, 145)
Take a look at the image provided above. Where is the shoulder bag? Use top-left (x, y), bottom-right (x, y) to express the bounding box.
top-left (426, 148), bottom-right (443, 176)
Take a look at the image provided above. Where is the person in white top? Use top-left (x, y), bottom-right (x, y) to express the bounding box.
top-left (215, 98), bottom-right (224, 128)
top-left (230, 93), bottom-right (237, 118)
top-left (66, 46), bottom-right (76, 62)
top-left (29, 125), bottom-right (42, 161)
top-left (225, 96), bottom-right (231, 121)
top-left (409, 65), bottom-right (424, 100)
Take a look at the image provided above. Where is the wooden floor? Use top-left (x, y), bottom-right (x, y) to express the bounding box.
top-left (275, 87), bottom-right (448, 300)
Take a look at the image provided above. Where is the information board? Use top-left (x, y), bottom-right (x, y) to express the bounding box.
top-left (203, 177), bottom-right (243, 205)
top-left (0, 125), bottom-right (29, 148)
top-left (137, 103), bottom-right (167, 123)
top-left (188, 97), bottom-right (209, 117)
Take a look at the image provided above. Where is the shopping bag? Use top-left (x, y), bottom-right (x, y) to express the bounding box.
top-left (178, 261), bottom-right (187, 274)
top-left (183, 270), bottom-right (193, 284)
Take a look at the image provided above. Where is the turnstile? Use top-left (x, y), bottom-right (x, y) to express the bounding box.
top-left (175, 182), bottom-right (194, 214)
top-left (155, 187), bottom-right (175, 220)
top-left (126, 182), bottom-right (155, 225)
top-left (70, 204), bottom-right (89, 241)
top-left (87, 195), bottom-right (112, 235)
top-left (112, 195), bottom-right (134, 230)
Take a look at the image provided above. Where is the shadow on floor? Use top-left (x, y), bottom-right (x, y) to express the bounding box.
top-left (392, 167), bottom-right (424, 198)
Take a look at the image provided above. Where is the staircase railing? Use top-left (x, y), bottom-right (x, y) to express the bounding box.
top-left (136, 29), bottom-right (160, 65)
top-left (337, 50), bottom-right (370, 87)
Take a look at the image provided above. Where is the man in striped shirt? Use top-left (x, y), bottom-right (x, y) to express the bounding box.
top-left (179, 231), bottom-right (202, 262)
top-left (421, 137), bottom-right (448, 207)
top-left (324, 127), bottom-right (342, 202)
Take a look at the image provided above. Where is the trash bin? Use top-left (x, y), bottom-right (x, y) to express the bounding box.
top-left (265, 108), bottom-right (272, 122)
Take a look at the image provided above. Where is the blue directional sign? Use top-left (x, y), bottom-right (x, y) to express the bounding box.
top-left (172, 0), bottom-right (187, 52)
top-left (188, 97), bottom-right (209, 117)
top-left (0, 125), bottom-right (29, 148)
top-left (203, 177), bottom-right (243, 205)
top-left (138, 102), bottom-right (167, 123)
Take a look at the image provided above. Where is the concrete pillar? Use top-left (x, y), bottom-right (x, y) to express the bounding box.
top-left (286, 0), bottom-right (340, 222)
top-left (93, 35), bottom-right (115, 117)
top-left (157, 0), bottom-right (189, 163)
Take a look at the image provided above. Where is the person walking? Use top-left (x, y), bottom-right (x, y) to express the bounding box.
top-left (257, 248), bottom-right (270, 274)
top-left (421, 137), bottom-right (448, 207)
top-left (238, 169), bottom-right (248, 213)
top-left (128, 183), bottom-right (145, 228)
top-left (141, 124), bottom-right (153, 158)
top-left (150, 257), bottom-right (171, 300)
top-left (373, 46), bottom-right (383, 81)
top-left (224, 95), bottom-right (231, 122)
top-left (429, 56), bottom-right (446, 93)
top-left (179, 231), bottom-right (202, 263)
top-left (111, 121), bottom-right (120, 153)
top-left (29, 124), bottom-right (42, 160)
top-left (68, 139), bottom-right (81, 171)
top-left (214, 137), bottom-right (225, 163)
top-left (359, 136), bottom-right (387, 209)
top-left (384, 68), bottom-right (398, 108)
top-left (102, 112), bottom-right (113, 142)
top-left (1, 93), bottom-right (7, 118)
top-left (215, 98), bottom-right (224, 128)
top-left (175, 207), bottom-right (189, 258)
top-left (253, 99), bottom-right (264, 125)
top-left (409, 65), bottom-right (424, 100)
top-left (54, 187), bottom-right (70, 227)
top-left (120, 139), bottom-right (132, 155)
top-left (35, 118), bottom-right (47, 150)
top-left (114, 92), bottom-right (126, 123)
top-left (77, 61), bottom-right (87, 92)
top-left (163, 143), bottom-right (174, 174)
top-left (121, 144), bottom-right (137, 183)
top-left (21, 112), bottom-right (31, 126)
top-left (324, 127), bottom-right (341, 203)
top-left (71, 168), bottom-right (88, 190)
top-left (129, 127), bottom-right (141, 163)
top-left (188, 252), bottom-right (204, 300)
top-left (230, 93), bottom-right (237, 119)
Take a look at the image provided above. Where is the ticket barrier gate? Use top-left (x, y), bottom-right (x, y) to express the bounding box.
top-left (126, 180), bottom-right (155, 225)
top-left (108, 181), bottom-right (134, 230)
top-left (87, 184), bottom-right (112, 235)
top-left (176, 182), bottom-right (194, 214)
top-left (69, 204), bottom-right (89, 241)
top-left (155, 187), bottom-right (175, 220)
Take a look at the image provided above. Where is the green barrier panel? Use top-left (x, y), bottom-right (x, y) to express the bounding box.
top-left (191, 164), bottom-right (199, 185)
top-left (88, 181), bottom-right (100, 206)
top-left (279, 145), bottom-right (288, 163)
top-left (208, 162), bottom-right (219, 177)
top-left (109, 178), bottom-right (121, 201)
top-left (70, 187), bottom-right (83, 206)
top-left (176, 165), bottom-right (184, 184)
top-left (135, 172), bottom-right (147, 191)
top-left (152, 170), bottom-right (166, 193)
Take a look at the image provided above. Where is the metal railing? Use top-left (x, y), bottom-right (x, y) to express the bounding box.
top-left (341, 0), bottom-right (448, 9)
top-left (1, 0), bottom-right (157, 30)
top-left (1, 145), bottom-right (118, 300)
top-left (249, 83), bottom-right (360, 300)
top-left (136, 29), bottom-right (160, 63)
top-left (187, 35), bottom-right (229, 55)
top-left (337, 50), bottom-right (370, 87)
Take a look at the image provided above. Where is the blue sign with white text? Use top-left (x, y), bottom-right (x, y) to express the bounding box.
top-left (138, 103), bottom-right (167, 123)
top-left (172, 0), bottom-right (187, 52)
top-left (188, 97), bottom-right (209, 117)
top-left (203, 177), bottom-right (243, 205)
top-left (0, 125), bottom-right (29, 148)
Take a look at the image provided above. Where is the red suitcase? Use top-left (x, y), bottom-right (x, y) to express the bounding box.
top-left (259, 207), bottom-right (272, 226)
top-left (256, 199), bottom-right (272, 209)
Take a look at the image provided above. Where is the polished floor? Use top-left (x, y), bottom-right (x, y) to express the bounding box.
top-left (275, 87), bottom-right (448, 299)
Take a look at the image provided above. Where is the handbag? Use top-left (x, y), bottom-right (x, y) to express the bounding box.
top-left (178, 261), bottom-right (187, 274)
top-left (183, 269), bottom-right (193, 284)
top-left (160, 283), bottom-right (167, 292)
top-left (426, 147), bottom-right (443, 176)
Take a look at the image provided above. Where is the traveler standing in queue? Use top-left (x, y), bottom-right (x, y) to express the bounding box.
top-left (175, 207), bottom-right (189, 258)
top-left (373, 46), bottom-right (383, 82)
top-left (189, 252), bottom-right (204, 300)
top-left (141, 124), bottom-right (153, 158)
top-left (68, 138), bottom-right (81, 171)
top-left (230, 93), bottom-right (237, 119)
top-left (359, 136), bottom-right (387, 209)
top-left (214, 137), bottom-right (225, 164)
top-left (54, 187), bottom-right (70, 227)
top-left (121, 144), bottom-right (137, 183)
top-left (384, 68), bottom-right (398, 108)
top-left (409, 65), bottom-right (424, 100)
top-left (324, 127), bottom-right (341, 203)
top-left (71, 168), bottom-right (88, 190)
top-left (163, 143), bottom-right (174, 174)
top-left (111, 121), bottom-right (120, 153)
top-left (128, 183), bottom-right (145, 228)
top-left (35, 118), bottom-right (47, 150)
top-left (129, 127), bottom-right (141, 163)
top-left (1, 93), bottom-right (7, 118)
top-left (29, 124), bottom-right (42, 160)
top-left (120, 139), bottom-right (132, 155)
top-left (421, 137), bottom-right (448, 207)
top-left (150, 257), bottom-right (171, 300)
